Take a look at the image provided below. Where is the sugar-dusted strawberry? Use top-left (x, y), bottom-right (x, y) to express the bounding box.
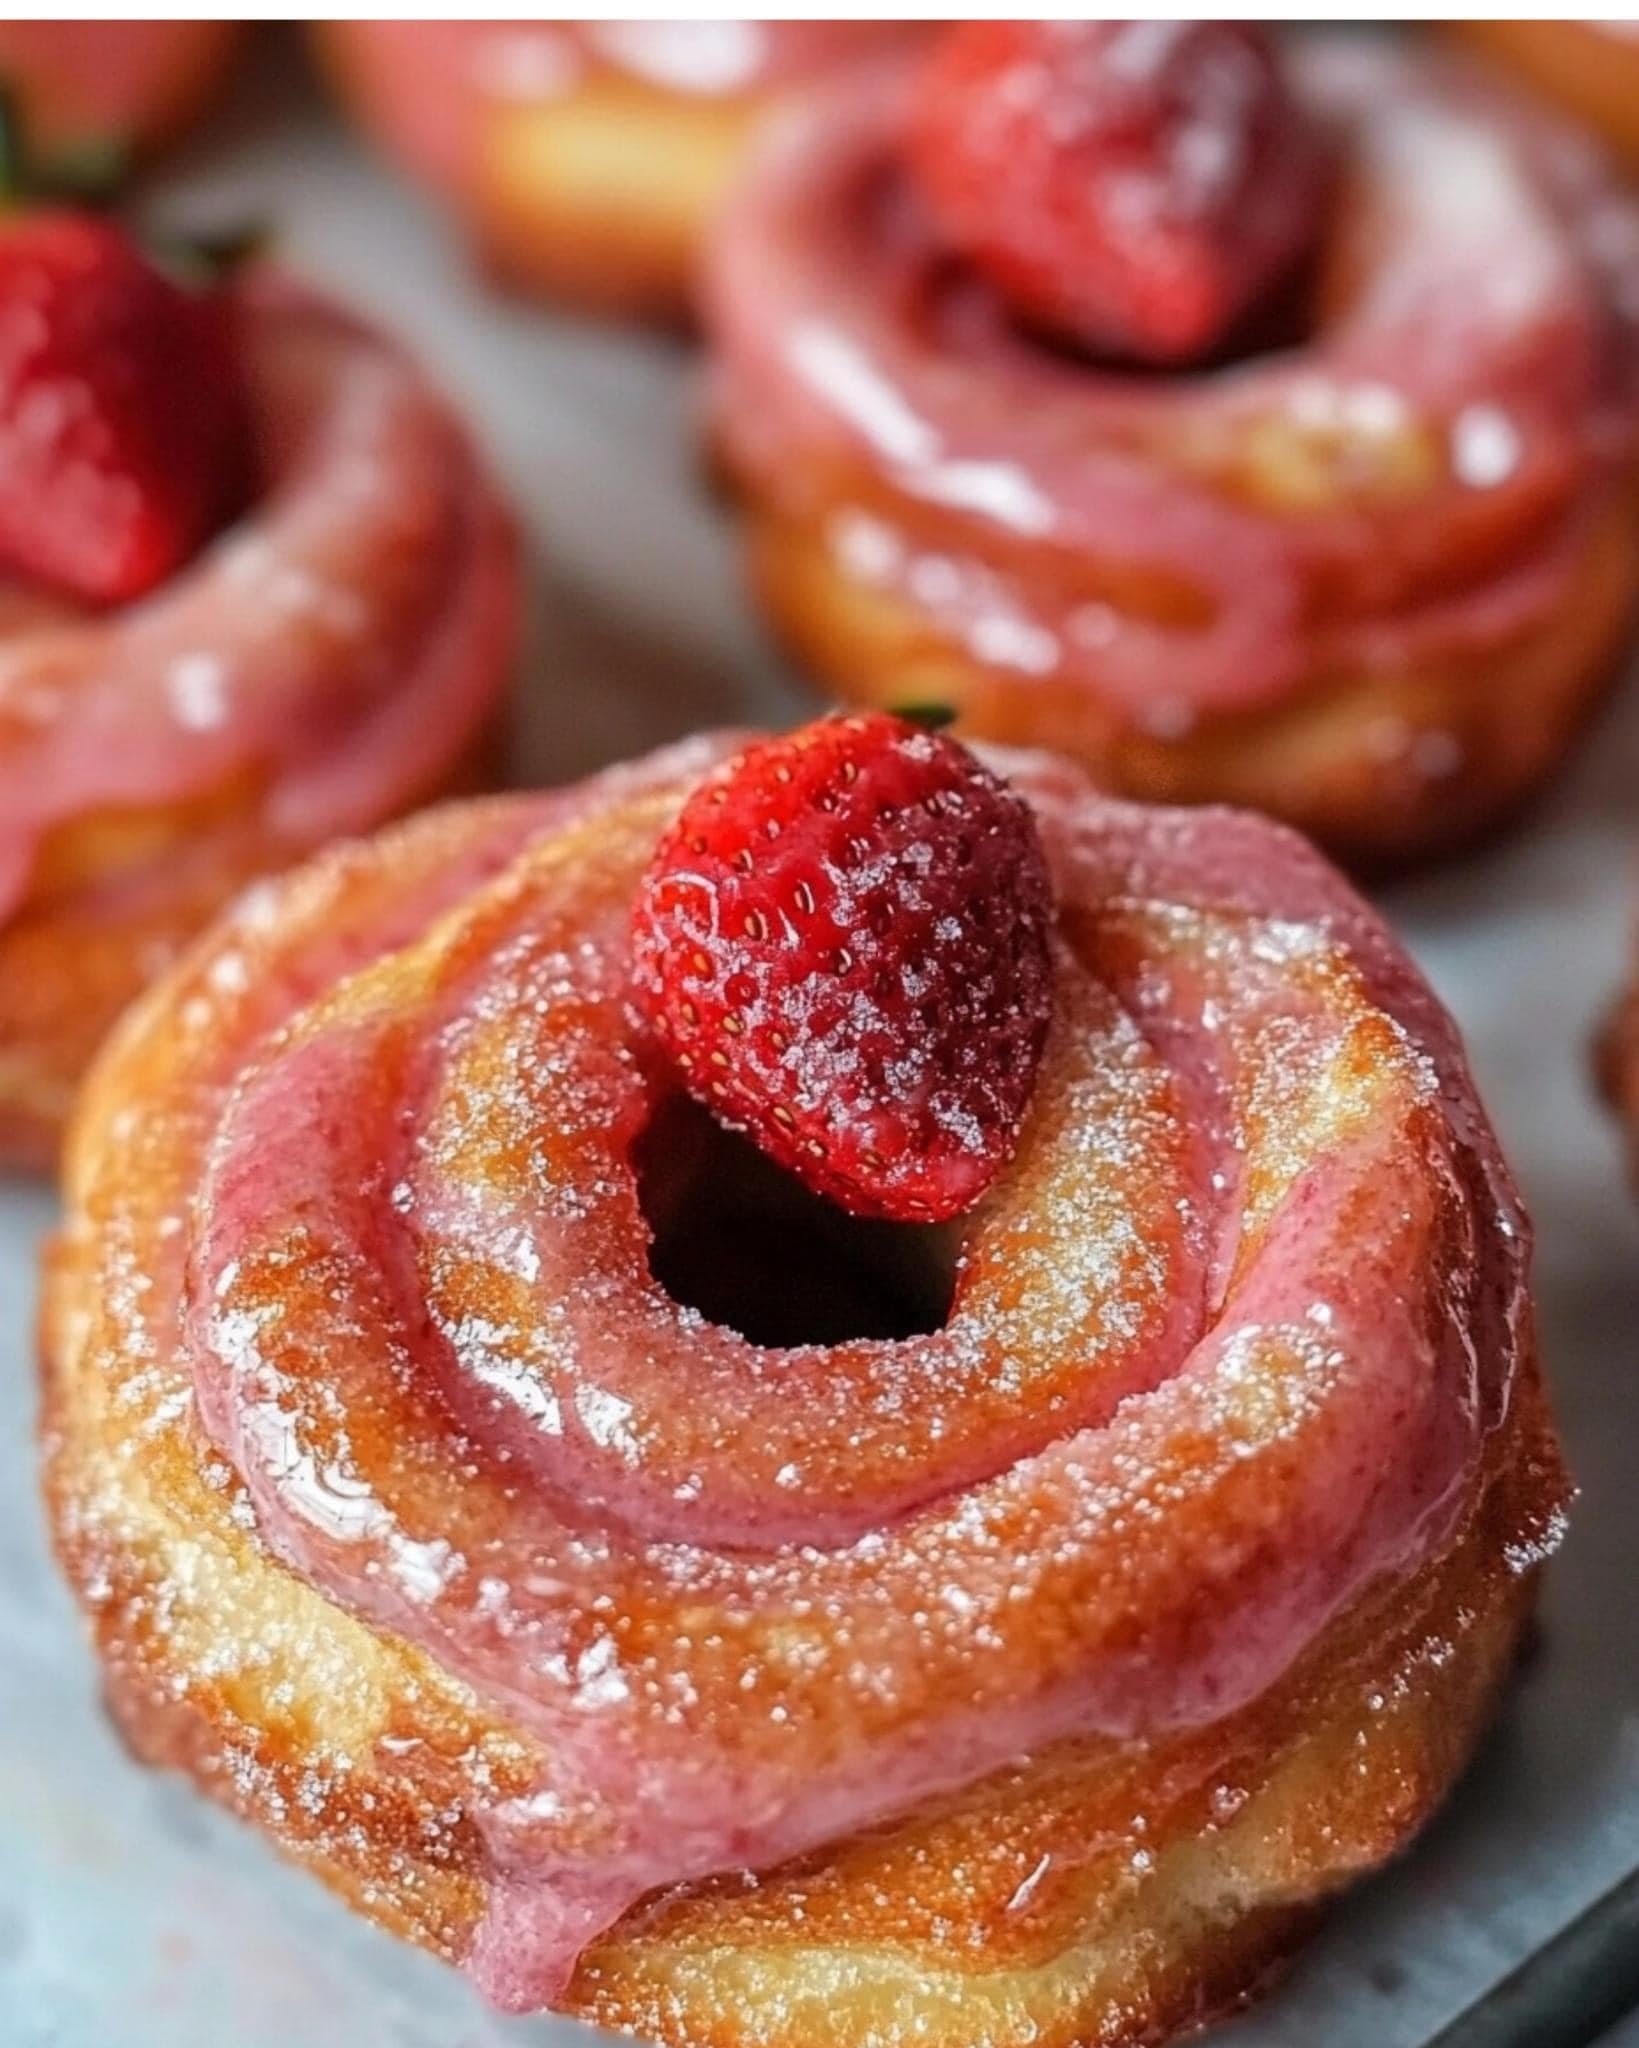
top-left (0, 210), bottom-right (246, 604)
top-left (907, 21), bottom-right (1326, 366)
top-left (631, 713), bottom-right (1055, 1224)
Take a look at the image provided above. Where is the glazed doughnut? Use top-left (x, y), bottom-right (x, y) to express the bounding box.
top-left (0, 21), bottom-right (240, 161)
top-left (0, 272), bottom-right (517, 1167)
top-left (316, 22), bottom-right (918, 319)
top-left (1451, 23), bottom-right (1639, 171)
top-left (42, 732), bottom-right (1565, 2044)
top-left (704, 36), bottom-right (1639, 867)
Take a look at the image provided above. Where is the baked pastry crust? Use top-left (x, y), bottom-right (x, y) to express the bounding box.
top-left (317, 23), bottom-right (917, 320)
top-left (42, 739), bottom-right (1565, 2043)
top-left (704, 38), bottom-right (1639, 868)
top-left (740, 490), bottom-right (1638, 872)
top-left (0, 275), bottom-right (517, 1168)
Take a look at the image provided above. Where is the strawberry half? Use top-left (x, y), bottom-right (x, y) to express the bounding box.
top-left (907, 21), bottom-right (1326, 366)
top-left (0, 210), bottom-right (246, 604)
top-left (631, 713), bottom-right (1055, 1224)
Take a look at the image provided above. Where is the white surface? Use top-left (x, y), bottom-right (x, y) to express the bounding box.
top-left (4, 45), bottom-right (1638, 2048)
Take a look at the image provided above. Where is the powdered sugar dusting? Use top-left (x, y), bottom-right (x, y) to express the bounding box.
top-left (48, 737), bottom-right (1548, 2015)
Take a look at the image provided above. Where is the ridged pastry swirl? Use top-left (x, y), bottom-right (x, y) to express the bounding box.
top-left (705, 37), bottom-right (1639, 864)
top-left (42, 737), bottom-right (1565, 2042)
top-left (0, 270), bottom-right (517, 1163)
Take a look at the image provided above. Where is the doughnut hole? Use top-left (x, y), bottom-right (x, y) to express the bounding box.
top-left (633, 1089), bottom-right (960, 1348)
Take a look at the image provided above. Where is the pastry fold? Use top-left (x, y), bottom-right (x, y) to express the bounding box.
top-left (0, 276), bottom-right (517, 1165)
top-left (43, 739), bottom-right (1564, 2043)
top-left (705, 40), bottom-right (1639, 866)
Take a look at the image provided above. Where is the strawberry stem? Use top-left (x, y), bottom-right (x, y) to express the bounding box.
top-left (149, 220), bottom-right (270, 289)
top-left (888, 701), bottom-right (958, 731)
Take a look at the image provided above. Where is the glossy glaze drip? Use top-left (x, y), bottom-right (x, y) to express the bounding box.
top-left (0, 271), bottom-right (516, 927)
top-left (705, 40), bottom-right (1639, 733)
top-left (160, 738), bottom-right (1534, 2008)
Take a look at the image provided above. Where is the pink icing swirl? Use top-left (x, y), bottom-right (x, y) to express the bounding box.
top-left (176, 737), bottom-right (1534, 2007)
top-left (704, 39), bottom-right (1639, 730)
top-left (0, 271), bottom-right (517, 928)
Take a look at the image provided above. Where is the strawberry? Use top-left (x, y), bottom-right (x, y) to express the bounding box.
top-left (907, 21), bottom-right (1326, 366)
top-left (631, 713), bottom-right (1055, 1224)
top-left (0, 210), bottom-right (246, 604)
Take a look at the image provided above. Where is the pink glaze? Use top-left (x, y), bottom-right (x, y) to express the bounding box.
top-left (0, 270), bottom-right (517, 927)
top-left (329, 21), bottom-right (919, 197)
top-left (0, 21), bottom-right (234, 150)
top-left (705, 39), bottom-right (1639, 731)
top-left (177, 736), bottom-right (1535, 2009)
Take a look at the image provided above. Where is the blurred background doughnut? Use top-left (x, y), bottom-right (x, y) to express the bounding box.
top-left (315, 21), bottom-right (922, 320)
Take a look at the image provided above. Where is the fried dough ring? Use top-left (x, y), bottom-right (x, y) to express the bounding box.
top-left (0, 274), bottom-right (518, 1167)
top-left (42, 739), bottom-right (1564, 2043)
top-left (704, 40), bottom-right (1639, 868)
top-left (316, 23), bottom-right (918, 320)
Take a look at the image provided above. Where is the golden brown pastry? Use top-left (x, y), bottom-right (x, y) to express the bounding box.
top-left (704, 26), bottom-right (1639, 867)
top-left (316, 21), bottom-right (919, 319)
top-left (43, 726), bottom-right (1563, 2044)
top-left (0, 271), bottom-right (517, 1167)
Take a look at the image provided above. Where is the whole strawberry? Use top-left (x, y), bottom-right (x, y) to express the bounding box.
top-left (632, 713), bottom-right (1055, 1224)
top-left (907, 21), bottom-right (1326, 365)
top-left (0, 210), bottom-right (245, 603)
